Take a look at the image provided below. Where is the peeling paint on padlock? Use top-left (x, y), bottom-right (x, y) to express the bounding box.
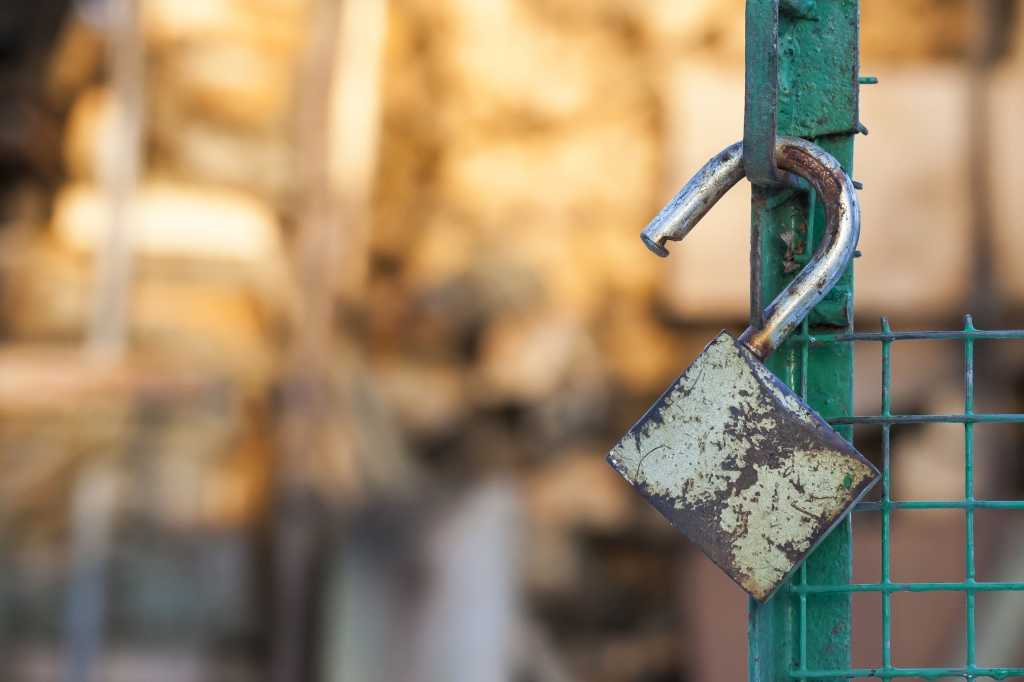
top-left (608, 333), bottom-right (877, 601)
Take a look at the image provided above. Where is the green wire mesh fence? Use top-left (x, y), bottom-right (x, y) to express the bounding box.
top-left (765, 316), bottom-right (1024, 681)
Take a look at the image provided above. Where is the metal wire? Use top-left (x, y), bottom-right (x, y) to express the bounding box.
top-left (785, 315), bottom-right (1024, 680)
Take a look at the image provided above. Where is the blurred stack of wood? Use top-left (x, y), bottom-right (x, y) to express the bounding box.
top-left (1, 0), bottom-right (308, 541)
top-left (0, 0), bottom-right (1022, 680)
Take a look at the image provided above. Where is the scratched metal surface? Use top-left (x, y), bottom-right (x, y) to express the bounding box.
top-left (607, 332), bottom-right (878, 601)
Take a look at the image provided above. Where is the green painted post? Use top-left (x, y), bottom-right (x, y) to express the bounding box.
top-left (747, 2), bottom-right (862, 681)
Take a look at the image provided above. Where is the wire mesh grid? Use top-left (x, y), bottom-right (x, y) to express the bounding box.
top-left (774, 316), bottom-right (1024, 680)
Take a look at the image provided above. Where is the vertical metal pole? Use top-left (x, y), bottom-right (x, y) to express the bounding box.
top-left (747, 2), bottom-right (862, 680)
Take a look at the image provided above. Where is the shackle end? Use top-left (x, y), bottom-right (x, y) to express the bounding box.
top-left (641, 232), bottom-right (671, 258)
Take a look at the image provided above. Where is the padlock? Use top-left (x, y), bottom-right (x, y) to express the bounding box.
top-left (608, 136), bottom-right (880, 602)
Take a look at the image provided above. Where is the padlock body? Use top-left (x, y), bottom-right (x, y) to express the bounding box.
top-left (608, 332), bottom-right (878, 601)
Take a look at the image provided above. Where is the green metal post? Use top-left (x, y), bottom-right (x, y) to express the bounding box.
top-left (747, 2), bottom-right (862, 681)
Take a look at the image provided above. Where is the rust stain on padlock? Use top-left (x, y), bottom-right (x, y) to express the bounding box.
top-left (608, 332), bottom-right (878, 601)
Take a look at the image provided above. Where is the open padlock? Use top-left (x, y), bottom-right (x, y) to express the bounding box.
top-left (608, 136), bottom-right (880, 602)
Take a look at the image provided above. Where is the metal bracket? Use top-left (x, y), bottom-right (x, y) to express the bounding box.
top-left (743, 0), bottom-right (817, 187)
top-left (743, 0), bottom-right (781, 186)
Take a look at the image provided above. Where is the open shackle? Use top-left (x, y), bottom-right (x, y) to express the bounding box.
top-left (641, 136), bottom-right (860, 360)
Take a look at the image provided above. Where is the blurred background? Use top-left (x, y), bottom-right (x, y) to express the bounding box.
top-left (0, 0), bottom-right (1023, 680)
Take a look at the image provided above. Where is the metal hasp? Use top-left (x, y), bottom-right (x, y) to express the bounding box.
top-left (610, 138), bottom-right (878, 602)
top-left (743, 0), bottom-right (819, 186)
top-left (743, 0), bottom-right (783, 186)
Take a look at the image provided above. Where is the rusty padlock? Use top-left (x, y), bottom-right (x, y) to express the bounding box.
top-left (608, 136), bottom-right (879, 602)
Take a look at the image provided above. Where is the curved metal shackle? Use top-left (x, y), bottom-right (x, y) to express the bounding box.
top-left (640, 136), bottom-right (860, 360)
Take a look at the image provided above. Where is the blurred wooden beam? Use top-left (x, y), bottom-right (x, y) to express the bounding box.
top-left (271, 1), bottom-right (345, 680)
top-left (86, 0), bottom-right (144, 361)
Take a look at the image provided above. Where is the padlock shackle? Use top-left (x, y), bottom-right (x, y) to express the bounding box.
top-left (640, 136), bottom-right (860, 360)
top-left (640, 142), bottom-right (746, 259)
top-left (740, 139), bottom-right (859, 358)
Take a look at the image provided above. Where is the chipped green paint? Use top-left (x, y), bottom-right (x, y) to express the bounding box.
top-left (748, 1), bottom-right (862, 680)
top-left (607, 333), bottom-right (876, 602)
